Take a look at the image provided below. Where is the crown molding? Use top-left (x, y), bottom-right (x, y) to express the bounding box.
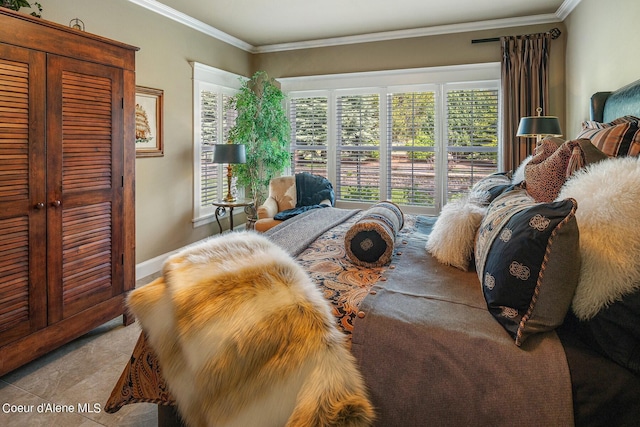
top-left (256, 14), bottom-right (562, 53)
top-left (130, 0), bottom-right (579, 54)
top-left (127, 0), bottom-right (254, 52)
top-left (556, 0), bottom-right (582, 20)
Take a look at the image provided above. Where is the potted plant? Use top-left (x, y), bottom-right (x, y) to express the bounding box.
top-left (1, 0), bottom-right (42, 17)
top-left (228, 71), bottom-right (291, 210)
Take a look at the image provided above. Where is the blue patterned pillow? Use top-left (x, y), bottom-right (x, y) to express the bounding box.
top-left (469, 172), bottom-right (514, 205)
top-left (475, 187), bottom-right (580, 346)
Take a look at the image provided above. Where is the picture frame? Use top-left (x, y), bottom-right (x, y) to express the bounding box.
top-left (135, 86), bottom-right (164, 157)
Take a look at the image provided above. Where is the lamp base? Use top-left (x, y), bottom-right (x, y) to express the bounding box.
top-left (223, 193), bottom-right (237, 203)
top-left (224, 164), bottom-right (236, 203)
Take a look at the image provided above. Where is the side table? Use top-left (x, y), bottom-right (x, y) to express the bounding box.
top-left (212, 199), bottom-right (254, 234)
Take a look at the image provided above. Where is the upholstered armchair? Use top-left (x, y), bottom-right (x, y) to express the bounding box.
top-left (255, 172), bottom-right (335, 232)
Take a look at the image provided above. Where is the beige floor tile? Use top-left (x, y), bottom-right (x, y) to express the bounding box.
top-left (0, 274), bottom-right (160, 427)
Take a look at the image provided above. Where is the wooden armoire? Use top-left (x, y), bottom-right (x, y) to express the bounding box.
top-left (0, 8), bottom-right (137, 376)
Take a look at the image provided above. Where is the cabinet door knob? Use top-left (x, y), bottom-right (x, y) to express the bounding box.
top-left (51, 200), bottom-right (61, 207)
top-left (35, 202), bottom-right (45, 209)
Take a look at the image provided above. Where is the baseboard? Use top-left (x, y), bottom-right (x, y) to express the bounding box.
top-left (135, 249), bottom-right (175, 281)
top-left (135, 225), bottom-right (247, 281)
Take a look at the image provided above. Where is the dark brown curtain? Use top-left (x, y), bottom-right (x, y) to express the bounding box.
top-left (501, 32), bottom-right (551, 171)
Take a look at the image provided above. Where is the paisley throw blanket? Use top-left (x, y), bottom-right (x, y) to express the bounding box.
top-left (105, 211), bottom-right (416, 413)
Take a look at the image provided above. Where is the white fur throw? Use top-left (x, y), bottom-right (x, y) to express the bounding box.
top-left (511, 155), bottom-right (533, 184)
top-left (127, 231), bottom-right (374, 427)
top-left (426, 195), bottom-right (487, 271)
top-left (558, 156), bottom-right (640, 320)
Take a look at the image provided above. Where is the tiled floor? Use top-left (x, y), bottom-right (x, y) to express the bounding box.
top-left (0, 275), bottom-right (160, 427)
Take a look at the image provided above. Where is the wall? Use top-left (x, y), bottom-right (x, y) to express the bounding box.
top-left (564, 0), bottom-right (640, 136)
top-left (35, 0), bottom-right (252, 264)
top-left (256, 23), bottom-right (567, 134)
top-left (29, 1), bottom-right (568, 270)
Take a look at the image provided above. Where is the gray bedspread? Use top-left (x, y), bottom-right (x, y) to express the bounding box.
top-left (350, 216), bottom-right (574, 427)
top-left (265, 207), bottom-right (359, 256)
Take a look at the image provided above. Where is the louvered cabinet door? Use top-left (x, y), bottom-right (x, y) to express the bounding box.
top-left (0, 43), bottom-right (47, 344)
top-left (46, 55), bottom-right (124, 322)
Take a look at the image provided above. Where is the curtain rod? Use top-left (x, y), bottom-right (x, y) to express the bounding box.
top-left (471, 27), bottom-right (561, 44)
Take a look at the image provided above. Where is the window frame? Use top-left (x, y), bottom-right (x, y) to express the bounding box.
top-left (441, 81), bottom-right (501, 204)
top-left (280, 63), bottom-right (502, 215)
top-left (192, 62), bottom-right (245, 227)
top-left (335, 89), bottom-right (383, 203)
top-left (288, 93), bottom-right (330, 175)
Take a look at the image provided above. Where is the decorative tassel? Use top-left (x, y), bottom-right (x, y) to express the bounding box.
top-left (566, 145), bottom-right (584, 177)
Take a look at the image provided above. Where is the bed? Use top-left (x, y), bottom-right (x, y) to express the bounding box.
top-left (105, 79), bottom-right (640, 426)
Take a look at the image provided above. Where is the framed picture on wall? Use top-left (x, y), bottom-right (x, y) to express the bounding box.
top-left (135, 86), bottom-right (164, 157)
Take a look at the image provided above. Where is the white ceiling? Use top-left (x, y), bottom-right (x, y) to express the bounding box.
top-left (129, 0), bottom-right (579, 52)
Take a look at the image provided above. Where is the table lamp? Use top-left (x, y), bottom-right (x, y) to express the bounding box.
top-left (213, 142), bottom-right (246, 202)
top-left (516, 107), bottom-right (562, 145)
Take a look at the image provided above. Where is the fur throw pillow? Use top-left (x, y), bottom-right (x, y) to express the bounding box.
top-left (558, 156), bottom-right (640, 320)
top-left (127, 231), bottom-right (374, 427)
top-left (426, 195), bottom-right (487, 271)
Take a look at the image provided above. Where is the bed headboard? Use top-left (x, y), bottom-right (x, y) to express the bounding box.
top-left (590, 78), bottom-right (640, 122)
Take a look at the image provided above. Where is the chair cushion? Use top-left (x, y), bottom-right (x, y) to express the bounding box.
top-left (254, 218), bottom-right (283, 233)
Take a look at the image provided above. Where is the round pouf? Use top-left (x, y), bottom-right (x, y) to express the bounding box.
top-left (344, 201), bottom-right (404, 267)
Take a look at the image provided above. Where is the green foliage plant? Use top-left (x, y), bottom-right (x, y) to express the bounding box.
top-left (228, 71), bottom-right (290, 209)
top-left (1, 0), bottom-right (42, 17)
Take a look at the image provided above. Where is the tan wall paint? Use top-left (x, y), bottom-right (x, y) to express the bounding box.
top-left (564, 0), bottom-right (640, 137)
top-left (256, 24), bottom-right (566, 134)
top-left (30, 1), bottom-right (567, 266)
top-left (37, 0), bottom-right (252, 263)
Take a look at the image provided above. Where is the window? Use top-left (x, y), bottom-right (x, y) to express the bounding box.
top-left (192, 63), bottom-right (244, 226)
top-left (289, 96), bottom-right (328, 174)
top-left (199, 90), bottom-right (236, 205)
top-left (388, 91), bottom-right (437, 206)
top-left (445, 85), bottom-right (499, 201)
top-left (281, 64), bottom-right (501, 215)
top-left (336, 93), bottom-right (380, 202)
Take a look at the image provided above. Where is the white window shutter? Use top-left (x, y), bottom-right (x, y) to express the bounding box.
top-left (387, 91), bottom-right (437, 206)
top-left (445, 86), bottom-right (499, 201)
top-left (289, 96), bottom-right (329, 174)
top-left (336, 94), bottom-right (380, 202)
top-left (200, 90), bottom-right (220, 206)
